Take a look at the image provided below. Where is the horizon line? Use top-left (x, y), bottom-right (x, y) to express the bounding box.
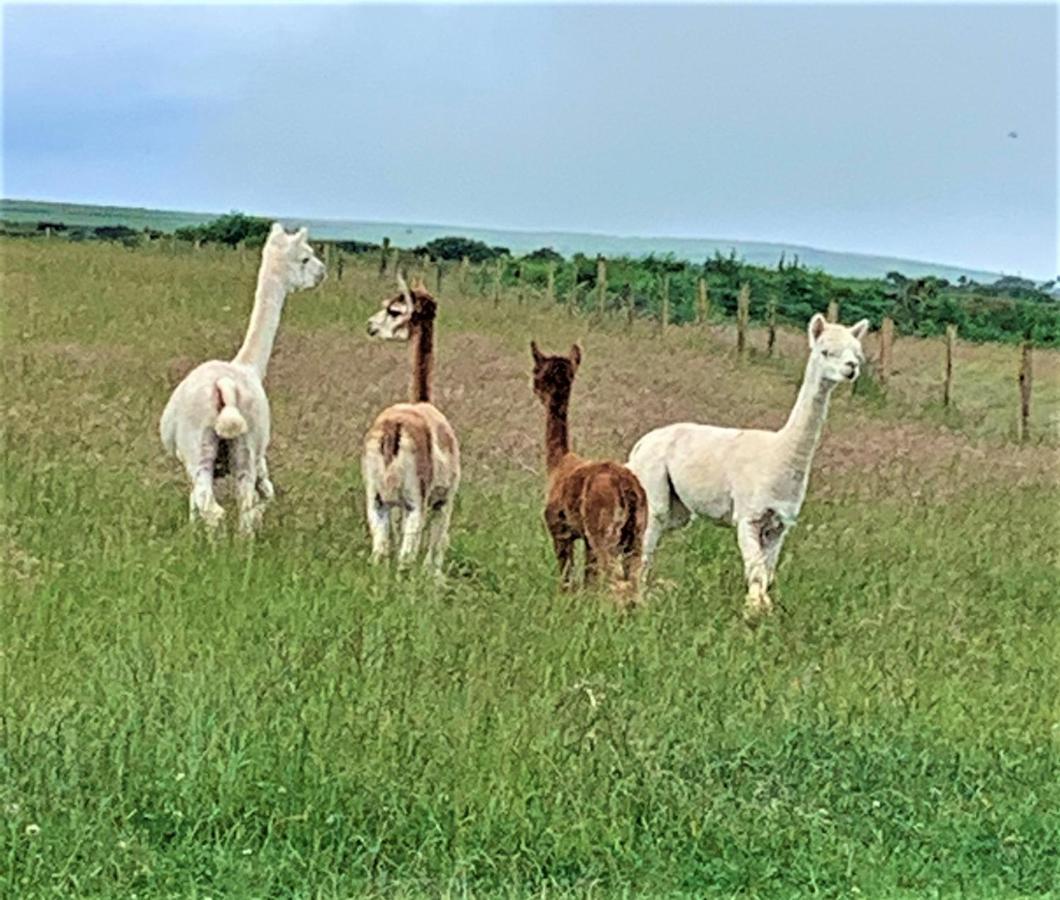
top-left (2, 194), bottom-right (1037, 281)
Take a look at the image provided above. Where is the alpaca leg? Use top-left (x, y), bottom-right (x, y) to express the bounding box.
top-left (763, 531), bottom-right (787, 590)
top-left (737, 519), bottom-right (772, 623)
top-left (425, 500), bottom-right (454, 576)
top-left (550, 533), bottom-right (576, 589)
top-left (190, 466), bottom-right (224, 530)
top-left (255, 456), bottom-right (275, 503)
top-left (182, 430), bottom-right (224, 530)
top-left (233, 443), bottom-right (261, 535)
top-left (584, 540), bottom-right (602, 587)
top-left (640, 509), bottom-right (666, 577)
top-left (629, 459), bottom-right (677, 578)
top-left (366, 490), bottom-right (391, 564)
top-left (620, 544), bottom-right (644, 603)
top-left (587, 524), bottom-right (623, 596)
top-left (397, 504), bottom-right (425, 569)
top-left (620, 499), bottom-right (647, 600)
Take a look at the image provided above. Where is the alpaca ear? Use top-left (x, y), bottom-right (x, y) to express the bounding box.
top-left (808, 313), bottom-right (826, 344)
top-left (570, 343), bottom-right (582, 370)
top-left (269, 222), bottom-right (286, 240)
top-left (849, 318), bottom-right (870, 340)
top-left (294, 226), bottom-right (308, 242)
top-left (397, 272), bottom-right (412, 304)
top-left (530, 341), bottom-right (544, 365)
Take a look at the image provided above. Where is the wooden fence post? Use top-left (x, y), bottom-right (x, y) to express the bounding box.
top-left (435, 259), bottom-right (444, 293)
top-left (1018, 340), bottom-right (1032, 443)
top-left (596, 256), bottom-right (607, 317)
top-left (567, 273), bottom-right (579, 316)
top-left (827, 299), bottom-right (839, 323)
top-left (737, 283), bottom-right (750, 355)
top-left (546, 262), bottom-right (556, 305)
top-left (492, 259), bottom-right (503, 308)
top-left (944, 324), bottom-right (957, 407)
top-left (335, 251), bottom-right (344, 281)
top-left (879, 316), bottom-right (894, 386)
top-left (379, 237), bottom-right (391, 277)
top-left (625, 284), bottom-right (635, 328)
top-left (696, 278), bottom-right (709, 325)
top-left (460, 256), bottom-right (470, 291)
top-left (767, 297), bottom-right (777, 356)
top-left (660, 275), bottom-right (670, 334)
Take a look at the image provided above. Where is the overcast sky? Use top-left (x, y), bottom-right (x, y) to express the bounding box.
top-left (3, 3), bottom-right (1056, 277)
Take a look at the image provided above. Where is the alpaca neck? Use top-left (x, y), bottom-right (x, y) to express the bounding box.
top-left (233, 256), bottom-right (288, 379)
top-left (544, 389), bottom-right (572, 471)
top-left (409, 318), bottom-right (434, 403)
top-left (777, 355), bottom-right (837, 479)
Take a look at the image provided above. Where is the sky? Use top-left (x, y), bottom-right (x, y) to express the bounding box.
top-left (2, 3), bottom-right (1056, 277)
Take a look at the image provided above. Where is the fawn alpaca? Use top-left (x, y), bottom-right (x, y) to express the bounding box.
top-left (531, 342), bottom-right (647, 598)
top-left (627, 313), bottom-right (868, 622)
top-left (362, 276), bottom-right (460, 572)
top-left (160, 224), bottom-right (325, 533)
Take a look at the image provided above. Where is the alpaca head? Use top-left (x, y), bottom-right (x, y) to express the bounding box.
top-left (367, 274), bottom-right (437, 341)
top-left (530, 340), bottom-right (581, 404)
top-left (807, 313), bottom-right (869, 383)
top-left (264, 223), bottom-right (326, 291)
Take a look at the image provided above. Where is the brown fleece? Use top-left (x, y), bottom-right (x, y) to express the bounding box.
top-left (373, 407), bottom-right (434, 503)
top-left (380, 419), bottom-right (403, 467)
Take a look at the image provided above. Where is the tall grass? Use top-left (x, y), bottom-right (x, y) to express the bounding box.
top-left (2, 240), bottom-right (1057, 897)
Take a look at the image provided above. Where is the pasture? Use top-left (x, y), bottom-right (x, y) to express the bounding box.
top-left (2, 238), bottom-right (1058, 897)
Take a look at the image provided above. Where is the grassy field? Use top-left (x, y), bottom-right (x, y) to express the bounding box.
top-left (2, 238), bottom-right (1058, 897)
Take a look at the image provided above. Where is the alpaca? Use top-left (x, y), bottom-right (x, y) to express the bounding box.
top-left (362, 275), bottom-right (460, 573)
top-left (159, 224), bottom-right (326, 533)
top-left (531, 341), bottom-right (647, 600)
top-left (627, 313), bottom-right (868, 622)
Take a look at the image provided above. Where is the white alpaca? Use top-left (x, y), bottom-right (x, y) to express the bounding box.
top-left (160, 223), bottom-right (326, 533)
top-left (362, 275), bottom-right (460, 573)
top-left (627, 313), bottom-right (868, 622)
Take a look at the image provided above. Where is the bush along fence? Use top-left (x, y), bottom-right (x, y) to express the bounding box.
top-left (446, 254), bottom-right (1049, 444)
top-left (4, 215), bottom-right (1055, 440)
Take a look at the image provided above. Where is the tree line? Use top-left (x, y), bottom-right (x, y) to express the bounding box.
top-left (3, 211), bottom-right (1056, 345)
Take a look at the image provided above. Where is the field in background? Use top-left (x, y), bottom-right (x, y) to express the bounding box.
top-left (2, 239), bottom-right (1058, 897)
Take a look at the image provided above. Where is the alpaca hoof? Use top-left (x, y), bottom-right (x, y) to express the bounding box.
top-left (238, 508), bottom-right (263, 536)
top-left (201, 506), bottom-right (225, 530)
top-left (743, 589), bottom-right (773, 626)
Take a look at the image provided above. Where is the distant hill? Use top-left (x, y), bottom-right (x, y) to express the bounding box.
top-left (1, 197), bottom-right (1003, 283)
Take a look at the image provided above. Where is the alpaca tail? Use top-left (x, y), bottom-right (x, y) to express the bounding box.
top-left (214, 377), bottom-right (248, 439)
top-left (379, 420), bottom-right (405, 498)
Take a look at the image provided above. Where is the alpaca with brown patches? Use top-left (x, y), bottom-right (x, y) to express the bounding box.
top-left (361, 276), bottom-right (460, 572)
top-left (531, 341), bottom-right (647, 600)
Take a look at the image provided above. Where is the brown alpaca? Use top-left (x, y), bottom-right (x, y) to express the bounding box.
top-left (362, 276), bottom-right (460, 572)
top-left (531, 341), bottom-right (647, 599)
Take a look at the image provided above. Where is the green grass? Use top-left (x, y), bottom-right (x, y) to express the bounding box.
top-left (2, 239), bottom-right (1058, 897)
